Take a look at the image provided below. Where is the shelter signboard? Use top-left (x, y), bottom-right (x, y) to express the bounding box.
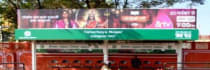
top-left (15, 29), bottom-right (198, 40)
top-left (16, 9), bottom-right (198, 40)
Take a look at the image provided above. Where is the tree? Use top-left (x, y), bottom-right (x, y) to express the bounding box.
top-left (0, 0), bottom-right (205, 41)
top-left (113, 0), bottom-right (205, 8)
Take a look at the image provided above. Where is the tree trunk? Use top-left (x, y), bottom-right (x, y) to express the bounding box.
top-left (95, 0), bottom-right (101, 8)
top-left (37, 0), bottom-right (42, 9)
top-left (123, 0), bottom-right (128, 8)
top-left (85, 0), bottom-right (91, 8)
top-left (114, 0), bottom-right (119, 8)
top-left (7, 0), bottom-right (18, 9)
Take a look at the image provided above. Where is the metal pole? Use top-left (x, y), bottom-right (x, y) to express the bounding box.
top-left (177, 41), bottom-right (183, 70)
top-left (0, 26), bottom-right (2, 42)
top-left (32, 41), bottom-right (36, 70)
top-left (103, 40), bottom-right (109, 64)
top-left (15, 40), bottom-right (19, 70)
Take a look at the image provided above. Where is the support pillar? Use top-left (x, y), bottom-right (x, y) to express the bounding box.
top-left (32, 41), bottom-right (36, 70)
top-left (177, 41), bottom-right (183, 70)
top-left (103, 40), bottom-right (109, 64)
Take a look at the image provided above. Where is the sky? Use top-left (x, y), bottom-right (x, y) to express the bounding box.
top-left (195, 1), bottom-right (210, 35)
top-left (172, 1), bottom-right (210, 35)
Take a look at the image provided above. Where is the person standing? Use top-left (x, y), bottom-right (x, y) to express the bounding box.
top-left (131, 56), bottom-right (141, 69)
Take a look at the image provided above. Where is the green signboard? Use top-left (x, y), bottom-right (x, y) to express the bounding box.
top-left (15, 29), bottom-right (198, 40)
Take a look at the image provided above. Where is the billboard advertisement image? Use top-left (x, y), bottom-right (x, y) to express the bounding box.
top-left (18, 9), bottom-right (196, 29)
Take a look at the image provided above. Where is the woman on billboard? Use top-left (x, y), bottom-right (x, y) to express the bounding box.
top-left (54, 9), bottom-right (77, 28)
top-left (84, 9), bottom-right (108, 28)
top-left (85, 12), bottom-right (98, 28)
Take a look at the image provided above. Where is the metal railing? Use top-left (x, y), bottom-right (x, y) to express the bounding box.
top-left (50, 64), bottom-right (163, 70)
top-left (0, 63), bottom-right (25, 70)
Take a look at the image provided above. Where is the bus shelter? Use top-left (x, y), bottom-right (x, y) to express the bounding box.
top-left (15, 9), bottom-right (198, 70)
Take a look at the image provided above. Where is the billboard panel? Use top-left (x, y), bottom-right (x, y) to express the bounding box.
top-left (18, 9), bottom-right (196, 29)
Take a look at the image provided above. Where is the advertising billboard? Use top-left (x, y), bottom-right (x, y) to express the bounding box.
top-left (18, 9), bottom-right (196, 29)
